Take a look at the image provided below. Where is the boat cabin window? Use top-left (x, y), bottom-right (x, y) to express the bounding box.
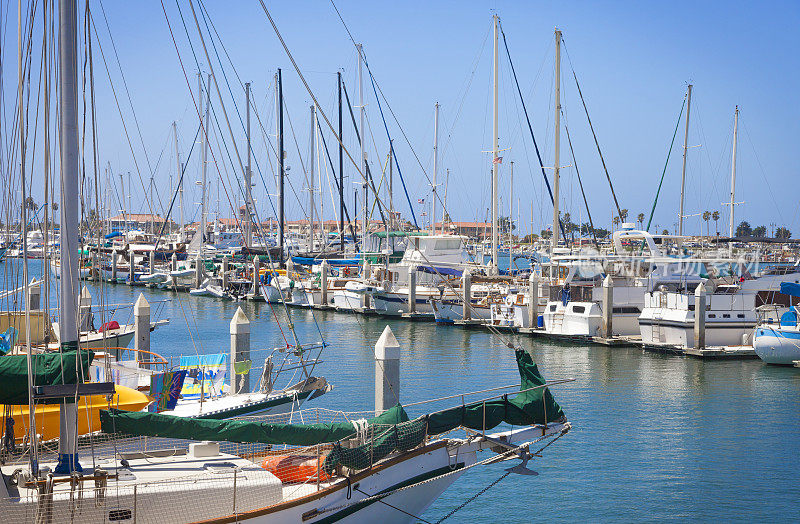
top-left (737, 314), bottom-right (745, 319)
top-left (549, 304), bottom-right (557, 312)
top-left (722, 314), bottom-right (730, 318)
top-left (708, 314), bottom-right (716, 318)
top-left (433, 238), bottom-right (462, 251)
top-left (571, 305), bottom-right (585, 314)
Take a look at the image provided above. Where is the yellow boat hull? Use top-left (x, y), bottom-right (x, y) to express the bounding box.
top-left (1, 385), bottom-right (151, 442)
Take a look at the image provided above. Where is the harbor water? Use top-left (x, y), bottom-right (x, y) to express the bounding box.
top-left (5, 260), bottom-right (800, 522)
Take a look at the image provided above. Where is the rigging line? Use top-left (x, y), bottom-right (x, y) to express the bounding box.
top-left (562, 113), bottom-right (599, 250)
top-left (317, 115), bottom-right (359, 247)
top-left (166, 4), bottom-right (254, 262)
top-left (341, 80), bottom-right (388, 225)
top-left (194, 0), bottom-right (279, 233)
top-left (329, 0), bottom-right (433, 192)
top-left (561, 37), bottom-right (623, 217)
top-left (363, 64), bottom-right (419, 228)
top-left (257, 1), bottom-right (375, 214)
top-left (497, 18), bottom-right (567, 245)
top-left (646, 95), bottom-right (686, 231)
top-left (741, 119), bottom-right (785, 225)
top-left (87, 12), bottom-right (160, 224)
top-left (151, 122), bottom-right (203, 253)
top-left (96, 0), bottom-right (155, 175)
top-left (174, 0), bottom-right (276, 252)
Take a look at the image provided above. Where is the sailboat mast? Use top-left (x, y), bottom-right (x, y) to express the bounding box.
top-left (245, 82), bottom-right (253, 248)
top-left (432, 101), bottom-right (439, 234)
top-left (509, 160), bottom-right (514, 267)
top-left (19, 0), bottom-right (38, 475)
top-left (491, 14), bottom-right (500, 275)
top-left (678, 84), bottom-right (693, 236)
top-left (308, 105), bottom-right (315, 252)
top-left (389, 141), bottom-right (394, 227)
top-left (357, 44), bottom-right (367, 249)
top-left (338, 71), bottom-right (344, 250)
top-left (277, 69), bottom-right (285, 261)
top-left (728, 106), bottom-right (739, 243)
top-left (201, 73), bottom-right (211, 251)
top-left (56, 0), bottom-right (81, 474)
top-left (551, 27), bottom-right (562, 262)
top-left (173, 121), bottom-right (184, 242)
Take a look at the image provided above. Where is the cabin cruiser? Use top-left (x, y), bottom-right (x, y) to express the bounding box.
top-left (540, 227), bottom-right (705, 338)
top-left (639, 265), bottom-right (800, 349)
top-left (367, 234), bottom-right (484, 316)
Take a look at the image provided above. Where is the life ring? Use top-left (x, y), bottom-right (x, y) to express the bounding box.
top-left (261, 454), bottom-right (329, 484)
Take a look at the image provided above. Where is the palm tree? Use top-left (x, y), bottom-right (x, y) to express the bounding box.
top-left (637, 213), bottom-right (645, 229)
top-left (612, 216), bottom-right (620, 233)
top-left (711, 210), bottom-right (720, 237)
top-left (702, 211), bottom-right (711, 239)
top-left (620, 209), bottom-right (628, 223)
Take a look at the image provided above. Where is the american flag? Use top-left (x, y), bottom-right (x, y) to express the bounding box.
top-left (418, 198), bottom-right (425, 204)
top-left (493, 156), bottom-right (503, 164)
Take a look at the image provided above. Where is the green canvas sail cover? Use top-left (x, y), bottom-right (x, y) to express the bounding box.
top-left (99, 404), bottom-right (410, 446)
top-left (323, 348), bottom-right (565, 472)
top-left (100, 349), bottom-right (564, 464)
top-left (425, 348), bottom-right (564, 435)
top-left (0, 350), bottom-right (94, 405)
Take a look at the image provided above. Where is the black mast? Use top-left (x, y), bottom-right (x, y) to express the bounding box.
top-left (278, 68), bottom-right (285, 263)
top-left (338, 72), bottom-right (344, 251)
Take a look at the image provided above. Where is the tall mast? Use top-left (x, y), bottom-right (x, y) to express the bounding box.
top-left (119, 172), bottom-right (127, 233)
top-left (491, 14), bottom-right (500, 275)
top-left (551, 27), bottom-right (562, 263)
top-left (308, 105), bottom-right (315, 252)
top-left (277, 69), bottom-right (285, 261)
top-left (728, 106), bottom-right (739, 246)
top-left (389, 141), bottom-right (394, 228)
top-left (509, 160), bottom-right (514, 267)
top-left (173, 121), bottom-right (184, 242)
top-left (245, 82), bottom-right (253, 248)
top-left (357, 44), bottom-right (368, 250)
top-left (56, 0), bottom-right (81, 474)
top-left (338, 71), bottom-right (344, 250)
top-left (432, 101), bottom-right (439, 234)
top-left (678, 84), bottom-right (693, 236)
top-left (19, 0), bottom-right (38, 475)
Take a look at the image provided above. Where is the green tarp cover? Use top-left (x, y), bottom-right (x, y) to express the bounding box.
top-left (99, 404), bottom-right (409, 446)
top-left (325, 348), bottom-right (564, 472)
top-left (426, 348), bottom-right (564, 435)
top-left (0, 350), bottom-right (94, 405)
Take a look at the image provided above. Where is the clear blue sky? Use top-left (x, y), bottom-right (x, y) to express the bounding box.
top-left (7, 1), bottom-right (800, 237)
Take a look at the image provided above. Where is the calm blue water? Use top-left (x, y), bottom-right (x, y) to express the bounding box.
top-left (4, 259), bottom-right (800, 522)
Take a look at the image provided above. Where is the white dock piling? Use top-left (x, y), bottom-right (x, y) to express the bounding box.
top-left (78, 286), bottom-right (92, 332)
top-left (27, 278), bottom-right (41, 311)
top-left (230, 306), bottom-right (251, 394)
top-left (111, 250), bottom-right (118, 281)
top-left (320, 260), bottom-right (329, 306)
top-left (602, 275), bottom-right (614, 338)
top-left (362, 259), bottom-right (371, 309)
top-left (134, 293), bottom-right (151, 363)
top-left (222, 256), bottom-right (229, 290)
top-left (148, 250), bottom-right (155, 274)
top-left (128, 247), bottom-right (135, 285)
top-left (375, 325), bottom-right (400, 415)
top-left (407, 265), bottom-right (417, 314)
top-left (251, 255), bottom-right (261, 296)
top-left (195, 256), bottom-right (203, 289)
top-left (171, 252), bottom-right (178, 272)
top-left (528, 272), bottom-right (539, 328)
top-left (694, 282), bottom-right (706, 349)
top-left (462, 270), bottom-right (472, 321)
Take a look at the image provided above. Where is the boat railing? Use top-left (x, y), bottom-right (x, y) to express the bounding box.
top-left (93, 347), bottom-right (169, 370)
